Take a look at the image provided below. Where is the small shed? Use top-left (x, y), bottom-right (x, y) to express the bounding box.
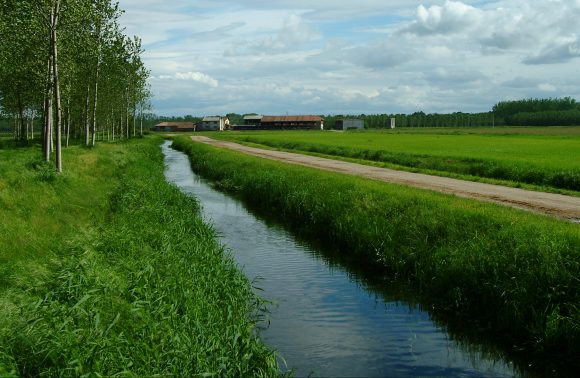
top-left (154, 122), bottom-right (196, 132)
top-left (335, 119), bottom-right (364, 131)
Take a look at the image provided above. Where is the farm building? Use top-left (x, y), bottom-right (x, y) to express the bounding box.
top-left (260, 115), bottom-right (324, 130)
top-left (199, 116), bottom-right (229, 131)
top-left (243, 115), bottom-right (263, 126)
top-left (154, 122), bottom-right (196, 132)
top-left (335, 119), bottom-right (364, 130)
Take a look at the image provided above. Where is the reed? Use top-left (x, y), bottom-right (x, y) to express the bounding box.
top-left (0, 138), bottom-right (281, 376)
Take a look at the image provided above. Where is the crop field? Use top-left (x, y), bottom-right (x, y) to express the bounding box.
top-left (209, 127), bottom-right (580, 192)
top-left (173, 135), bottom-right (580, 370)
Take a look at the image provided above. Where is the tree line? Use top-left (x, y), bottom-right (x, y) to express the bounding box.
top-left (321, 98), bottom-right (580, 129)
top-left (493, 97), bottom-right (580, 126)
top-left (0, 0), bottom-right (151, 172)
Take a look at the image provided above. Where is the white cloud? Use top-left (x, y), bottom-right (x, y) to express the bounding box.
top-left (538, 83), bottom-right (557, 92)
top-left (404, 1), bottom-right (481, 35)
top-left (154, 72), bottom-right (219, 88)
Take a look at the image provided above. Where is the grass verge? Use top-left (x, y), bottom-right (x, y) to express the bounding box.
top-left (0, 138), bottom-right (280, 376)
top-left (173, 136), bottom-right (580, 370)
top-left (210, 131), bottom-right (580, 192)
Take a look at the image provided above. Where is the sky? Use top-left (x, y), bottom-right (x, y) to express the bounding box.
top-left (117, 0), bottom-right (580, 116)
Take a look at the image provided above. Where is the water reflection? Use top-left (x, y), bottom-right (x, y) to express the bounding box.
top-left (162, 141), bottom-right (518, 377)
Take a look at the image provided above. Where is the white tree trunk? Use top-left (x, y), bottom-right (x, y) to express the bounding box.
top-left (52, 0), bottom-right (62, 173)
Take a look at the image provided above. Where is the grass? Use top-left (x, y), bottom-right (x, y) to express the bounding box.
top-left (173, 135), bottom-right (580, 370)
top-left (207, 128), bottom-right (580, 191)
top-left (0, 138), bottom-right (281, 376)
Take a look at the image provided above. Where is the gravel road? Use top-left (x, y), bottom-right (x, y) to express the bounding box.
top-left (190, 136), bottom-right (580, 222)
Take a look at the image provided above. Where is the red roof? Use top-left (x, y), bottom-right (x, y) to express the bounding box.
top-left (155, 122), bottom-right (195, 129)
top-left (261, 115), bottom-right (323, 122)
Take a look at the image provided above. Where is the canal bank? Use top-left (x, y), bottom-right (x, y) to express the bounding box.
top-left (170, 136), bottom-right (580, 376)
top-left (162, 140), bottom-right (523, 377)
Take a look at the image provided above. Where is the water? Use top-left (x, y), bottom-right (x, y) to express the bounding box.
top-left (162, 141), bottom-right (518, 377)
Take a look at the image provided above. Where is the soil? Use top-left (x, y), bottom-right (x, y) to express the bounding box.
top-left (191, 136), bottom-right (580, 222)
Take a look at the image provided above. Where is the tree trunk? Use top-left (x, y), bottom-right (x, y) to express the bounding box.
top-left (17, 92), bottom-right (25, 141)
top-left (91, 58), bottom-right (99, 147)
top-left (66, 98), bottom-right (71, 147)
top-left (85, 84), bottom-right (90, 146)
top-left (44, 56), bottom-right (53, 162)
top-left (52, 0), bottom-right (62, 173)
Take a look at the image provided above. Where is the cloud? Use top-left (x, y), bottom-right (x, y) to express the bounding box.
top-left (117, 0), bottom-right (580, 116)
top-left (402, 1), bottom-right (481, 36)
top-left (155, 72), bottom-right (219, 88)
top-left (224, 13), bottom-right (319, 56)
top-left (523, 37), bottom-right (580, 64)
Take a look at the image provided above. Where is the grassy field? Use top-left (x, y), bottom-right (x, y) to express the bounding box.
top-left (0, 138), bottom-right (280, 376)
top-left (173, 135), bottom-right (580, 371)
top-left (207, 127), bottom-right (580, 192)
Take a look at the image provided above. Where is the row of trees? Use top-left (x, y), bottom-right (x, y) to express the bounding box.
top-left (324, 111), bottom-right (497, 130)
top-left (0, 0), bottom-right (150, 171)
top-left (493, 97), bottom-right (580, 126)
top-left (323, 98), bottom-right (579, 129)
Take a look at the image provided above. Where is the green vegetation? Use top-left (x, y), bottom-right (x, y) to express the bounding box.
top-left (0, 0), bottom-right (151, 173)
top-left (173, 136), bottom-right (580, 367)
top-left (320, 97), bottom-right (580, 129)
top-left (210, 129), bottom-right (580, 191)
top-left (494, 97), bottom-right (580, 126)
top-left (0, 138), bottom-right (279, 376)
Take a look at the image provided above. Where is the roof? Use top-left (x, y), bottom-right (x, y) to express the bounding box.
top-left (243, 115), bottom-right (263, 120)
top-left (261, 115), bottom-right (323, 122)
top-left (155, 122), bottom-right (195, 129)
top-left (202, 116), bottom-right (222, 122)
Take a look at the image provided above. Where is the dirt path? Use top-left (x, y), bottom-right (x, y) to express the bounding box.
top-left (190, 136), bottom-right (580, 222)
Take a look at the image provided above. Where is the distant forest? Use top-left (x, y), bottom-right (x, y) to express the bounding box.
top-left (2, 97), bottom-right (580, 132)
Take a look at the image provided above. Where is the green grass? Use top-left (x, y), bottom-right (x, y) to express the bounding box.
top-left (173, 135), bottom-right (580, 369)
top-left (0, 138), bottom-right (280, 376)
top-left (208, 128), bottom-right (580, 191)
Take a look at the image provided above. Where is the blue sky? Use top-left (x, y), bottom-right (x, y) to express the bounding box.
top-left (117, 0), bottom-right (580, 116)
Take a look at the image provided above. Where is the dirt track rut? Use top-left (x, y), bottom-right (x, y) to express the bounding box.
top-left (190, 136), bottom-right (580, 222)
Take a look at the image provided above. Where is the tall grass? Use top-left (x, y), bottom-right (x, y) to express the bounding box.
top-left (173, 136), bottom-right (580, 368)
top-left (0, 138), bottom-right (281, 376)
top-left (210, 130), bottom-right (580, 191)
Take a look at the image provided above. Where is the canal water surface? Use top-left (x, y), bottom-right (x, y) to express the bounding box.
top-left (162, 141), bottom-right (518, 377)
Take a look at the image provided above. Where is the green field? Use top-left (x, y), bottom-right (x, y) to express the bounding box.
top-left (208, 127), bottom-right (580, 192)
top-left (173, 135), bottom-right (580, 370)
top-left (0, 138), bottom-right (280, 376)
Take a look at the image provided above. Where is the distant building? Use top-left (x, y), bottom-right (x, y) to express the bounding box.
top-left (335, 119), bottom-right (364, 131)
top-left (199, 116), bottom-right (229, 131)
top-left (154, 122), bottom-right (196, 132)
top-left (260, 115), bottom-right (324, 130)
top-left (243, 115), bottom-right (263, 126)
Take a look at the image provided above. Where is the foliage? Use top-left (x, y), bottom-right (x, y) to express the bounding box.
top-left (0, 0), bottom-right (151, 168)
top-left (173, 135), bottom-right (580, 368)
top-left (324, 111), bottom-right (497, 129)
top-left (493, 97), bottom-right (580, 126)
top-left (0, 138), bottom-right (281, 376)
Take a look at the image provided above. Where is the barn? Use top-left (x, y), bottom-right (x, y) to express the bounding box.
top-left (154, 122), bottom-right (196, 132)
top-left (259, 115), bottom-right (324, 130)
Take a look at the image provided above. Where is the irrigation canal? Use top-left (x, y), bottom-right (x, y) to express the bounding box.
top-left (162, 141), bottom-right (520, 377)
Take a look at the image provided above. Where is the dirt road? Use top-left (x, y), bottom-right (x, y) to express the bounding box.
top-left (190, 136), bottom-right (580, 222)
